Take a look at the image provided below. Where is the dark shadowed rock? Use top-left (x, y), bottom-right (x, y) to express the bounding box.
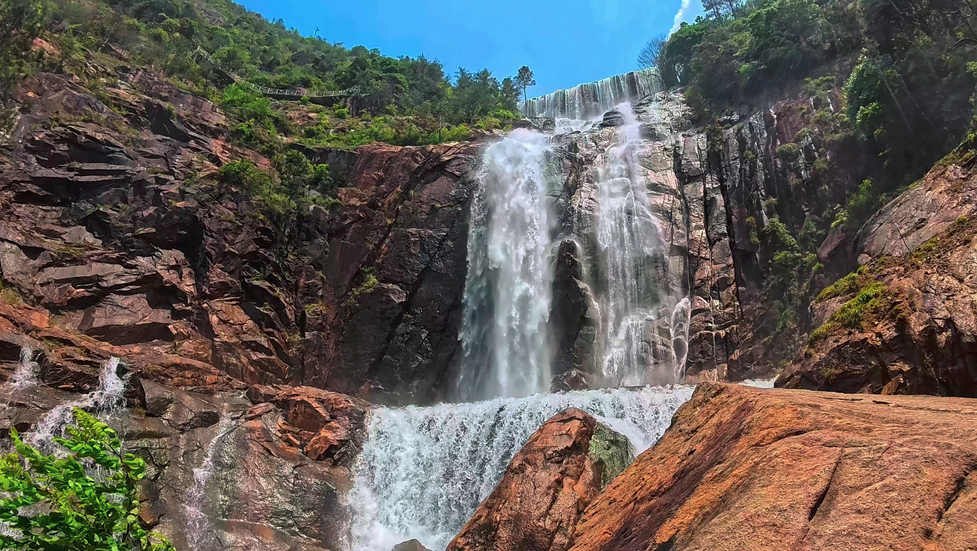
top-left (779, 151), bottom-right (977, 396)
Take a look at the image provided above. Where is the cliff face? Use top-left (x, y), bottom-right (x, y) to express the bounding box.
top-left (778, 142), bottom-right (977, 396)
top-left (0, 69), bottom-right (479, 406)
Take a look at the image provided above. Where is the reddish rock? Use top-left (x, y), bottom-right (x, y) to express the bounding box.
top-left (569, 383), bottom-right (977, 551)
top-left (271, 386), bottom-right (370, 466)
top-left (0, 70), bottom-right (480, 404)
top-left (446, 409), bottom-right (632, 551)
top-left (779, 150), bottom-right (977, 396)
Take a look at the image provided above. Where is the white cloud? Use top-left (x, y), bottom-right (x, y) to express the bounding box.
top-left (670, 0), bottom-right (705, 35)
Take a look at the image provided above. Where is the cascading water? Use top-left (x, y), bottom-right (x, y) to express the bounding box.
top-left (350, 87), bottom-right (703, 551)
top-left (349, 384), bottom-right (694, 551)
top-left (10, 347), bottom-right (39, 389)
top-left (28, 357), bottom-right (127, 453)
top-left (185, 414), bottom-right (234, 549)
top-left (596, 102), bottom-right (669, 387)
top-left (458, 129), bottom-right (557, 400)
top-left (523, 69), bottom-right (662, 120)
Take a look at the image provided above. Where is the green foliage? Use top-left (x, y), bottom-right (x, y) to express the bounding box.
top-left (815, 271), bottom-right (858, 302)
top-left (0, 408), bottom-right (173, 550)
top-left (218, 153), bottom-right (335, 224)
top-left (843, 179), bottom-right (878, 227)
top-left (809, 280), bottom-right (890, 345)
top-left (345, 268), bottom-right (379, 308)
top-left (655, 0), bottom-right (977, 162)
top-left (0, 0), bottom-right (519, 148)
top-left (0, 0), bottom-right (50, 98)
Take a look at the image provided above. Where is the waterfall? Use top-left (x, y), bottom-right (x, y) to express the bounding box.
top-left (28, 357), bottom-right (127, 453)
top-left (184, 414), bottom-right (234, 549)
top-left (10, 347), bottom-right (39, 389)
top-left (595, 102), bottom-right (680, 386)
top-left (349, 384), bottom-right (694, 551)
top-left (523, 69), bottom-right (662, 120)
top-left (458, 129), bottom-right (557, 400)
top-left (670, 297), bottom-right (692, 381)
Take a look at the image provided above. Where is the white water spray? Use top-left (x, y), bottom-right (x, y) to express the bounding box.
top-left (459, 129), bottom-right (557, 400)
top-left (28, 357), bottom-right (127, 453)
top-left (9, 347), bottom-right (39, 389)
top-left (596, 103), bottom-right (676, 386)
top-left (349, 384), bottom-right (694, 550)
top-left (184, 414), bottom-right (234, 549)
top-left (524, 69), bottom-right (662, 120)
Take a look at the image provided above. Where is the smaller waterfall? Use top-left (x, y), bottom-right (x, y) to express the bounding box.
top-left (185, 415), bottom-right (234, 549)
top-left (349, 384), bottom-right (694, 550)
top-left (670, 298), bottom-right (692, 381)
top-left (29, 357), bottom-right (127, 453)
top-left (597, 103), bottom-right (670, 387)
top-left (10, 347), bottom-right (39, 389)
top-left (458, 129), bottom-right (557, 400)
top-left (524, 69), bottom-right (662, 120)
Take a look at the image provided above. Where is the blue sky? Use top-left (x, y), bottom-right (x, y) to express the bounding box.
top-left (236, 0), bottom-right (706, 98)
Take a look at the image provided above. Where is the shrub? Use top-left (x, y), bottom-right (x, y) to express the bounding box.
top-left (0, 408), bottom-right (173, 550)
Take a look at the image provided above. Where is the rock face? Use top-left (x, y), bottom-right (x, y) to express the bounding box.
top-left (446, 408), bottom-right (633, 551)
top-left (569, 383), bottom-right (977, 551)
top-left (778, 142), bottom-right (977, 396)
top-left (0, 70), bottom-right (479, 405)
top-left (0, 377), bottom-right (369, 551)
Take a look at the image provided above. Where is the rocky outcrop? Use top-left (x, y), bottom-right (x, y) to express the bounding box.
top-left (0, 376), bottom-right (369, 550)
top-left (0, 68), bottom-right (479, 405)
top-left (300, 141), bottom-right (480, 405)
top-left (446, 408), bottom-right (633, 551)
top-left (569, 383), bottom-right (977, 551)
top-left (777, 143), bottom-right (977, 396)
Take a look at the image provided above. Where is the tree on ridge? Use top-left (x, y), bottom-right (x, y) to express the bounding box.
top-left (638, 35), bottom-right (667, 70)
top-left (516, 65), bottom-right (536, 111)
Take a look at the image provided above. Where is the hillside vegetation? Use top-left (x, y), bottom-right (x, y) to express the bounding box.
top-left (1, 0), bottom-right (522, 153)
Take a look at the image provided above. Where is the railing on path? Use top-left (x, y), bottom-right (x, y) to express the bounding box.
top-left (193, 46), bottom-right (361, 100)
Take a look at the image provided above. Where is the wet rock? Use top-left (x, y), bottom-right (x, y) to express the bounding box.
top-left (393, 540), bottom-right (431, 551)
top-left (141, 378), bottom-right (223, 431)
top-left (551, 369), bottom-right (593, 392)
top-left (569, 383), bottom-right (977, 551)
top-left (526, 117), bottom-right (556, 133)
top-left (599, 109), bottom-right (625, 127)
top-left (271, 386), bottom-right (370, 466)
top-left (550, 240), bottom-right (600, 379)
top-left (446, 409), bottom-right (633, 551)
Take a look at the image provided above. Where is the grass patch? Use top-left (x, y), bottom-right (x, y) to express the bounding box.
top-left (816, 272), bottom-right (859, 302)
top-left (0, 280), bottom-right (21, 306)
top-left (344, 269), bottom-right (379, 308)
top-left (808, 281), bottom-right (891, 347)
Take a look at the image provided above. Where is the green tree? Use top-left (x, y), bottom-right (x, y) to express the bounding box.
top-left (515, 65), bottom-right (536, 106)
top-left (0, 408), bottom-right (174, 550)
top-left (0, 0), bottom-right (49, 99)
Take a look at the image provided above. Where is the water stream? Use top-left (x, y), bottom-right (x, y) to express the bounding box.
top-left (458, 129), bottom-right (558, 400)
top-left (349, 384), bottom-right (694, 550)
top-left (185, 414), bottom-right (234, 549)
top-left (10, 347), bottom-right (39, 389)
top-left (28, 357), bottom-right (127, 454)
top-left (523, 69), bottom-right (662, 120)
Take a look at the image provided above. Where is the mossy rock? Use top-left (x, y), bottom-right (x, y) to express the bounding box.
top-left (588, 423), bottom-right (635, 489)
